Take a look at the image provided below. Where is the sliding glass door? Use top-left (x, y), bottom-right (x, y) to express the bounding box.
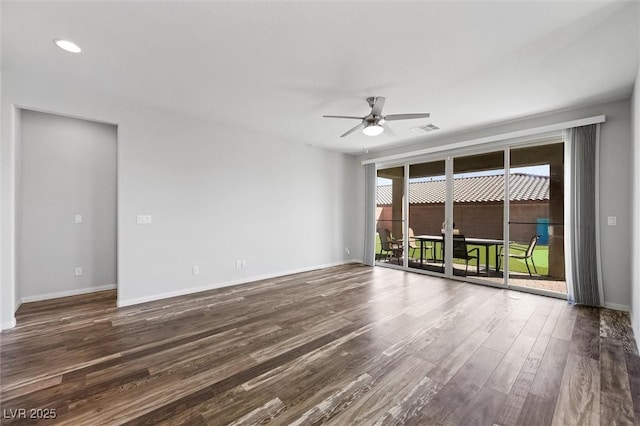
top-left (372, 139), bottom-right (567, 298)
top-left (453, 151), bottom-right (505, 285)
top-left (407, 160), bottom-right (446, 275)
top-left (508, 143), bottom-right (566, 295)
top-left (375, 166), bottom-right (404, 266)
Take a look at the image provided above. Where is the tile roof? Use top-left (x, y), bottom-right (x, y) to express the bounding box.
top-left (376, 174), bottom-right (549, 205)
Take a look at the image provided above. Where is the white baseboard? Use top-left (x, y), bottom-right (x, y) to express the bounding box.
top-left (1, 318), bottom-right (17, 330)
top-left (21, 284), bottom-right (117, 304)
top-left (118, 260), bottom-right (356, 308)
top-left (604, 302), bottom-right (630, 312)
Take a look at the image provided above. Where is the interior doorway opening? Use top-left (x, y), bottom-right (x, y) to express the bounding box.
top-left (16, 109), bottom-right (118, 307)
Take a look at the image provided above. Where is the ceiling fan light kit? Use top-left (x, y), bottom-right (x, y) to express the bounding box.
top-left (363, 124), bottom-right (384, 136)
top-left (323, 96), bottom-right (430, 138)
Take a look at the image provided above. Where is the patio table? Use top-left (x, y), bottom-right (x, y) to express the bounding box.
top-left (415, 235), bottom-right (506, 276)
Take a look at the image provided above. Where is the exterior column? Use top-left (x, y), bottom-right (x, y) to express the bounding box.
top-left (548, 160), bottom-right (565, 279)
top-left (391, 177), bottom-right (404, 240)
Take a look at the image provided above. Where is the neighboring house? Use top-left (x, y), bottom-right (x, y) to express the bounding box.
top-left (376, 174), bottom-right (550, 242)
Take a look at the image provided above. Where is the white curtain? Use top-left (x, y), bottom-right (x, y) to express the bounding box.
top-left (567, 124), bottom-right (602, 306)
top-left (363, 163), bottom-right (376, 266)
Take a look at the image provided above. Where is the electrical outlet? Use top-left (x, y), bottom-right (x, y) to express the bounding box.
top-left (607, 216), bottom-right (617, 226)
top-left (75, 267), bottom-right (83, 276)
top-left (74, 214), bottom-right (82, 224)
top-left (193, 266), bottom-right (199, 275)
top-left (241, 259), bottom-right (247, 268)
top-left (236, 260), bottom-right (242, 269)
top-left (345, 247), bottom-right (350, 256)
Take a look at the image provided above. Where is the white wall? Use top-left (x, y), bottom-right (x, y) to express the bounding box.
top-left (598, 100), bottom-right (632, 310)
top-left (116, 110), bottom-right (357, 305)
top-left (0, 0), bottom-right (9, 328)
top-left (18, 110), bottom-right (117, 301)
top-left (358, 98), bottom-right (633, 310)
top-left (0, 72), bottom-right (359, 327)
top-left (13, 108), bottom-right (21, 312)
top-left (631, 66), bottom-right (640, 346)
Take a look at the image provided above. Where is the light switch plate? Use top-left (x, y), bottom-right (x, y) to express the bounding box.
top-left (75, 267), bottom-right (83, 276)
top-left (137, 214), bottom-right (152, 224)
top-left (74, 214), bottom-right (82, 224)
top-left (607, 216), bottom-right (617, 226)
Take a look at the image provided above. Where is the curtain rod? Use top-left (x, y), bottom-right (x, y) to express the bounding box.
top-left (361, 114), bottom-right (606, 165)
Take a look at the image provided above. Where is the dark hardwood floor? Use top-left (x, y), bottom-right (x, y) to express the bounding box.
top-left (1, 264), bottom-right (638, 425)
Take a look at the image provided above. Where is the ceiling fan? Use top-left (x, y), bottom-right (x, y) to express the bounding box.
top-left (323, 96), bottom-right (430, 137)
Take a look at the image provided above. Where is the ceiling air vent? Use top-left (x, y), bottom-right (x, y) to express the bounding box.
top-left (411, 123), bottom-right (440, 134)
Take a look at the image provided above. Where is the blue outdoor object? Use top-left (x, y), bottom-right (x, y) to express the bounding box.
top-left (537, 218), bottom-right (549, 245)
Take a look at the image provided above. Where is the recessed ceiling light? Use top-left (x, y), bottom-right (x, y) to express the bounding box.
top-left (53, 39), bottom-right (81, 53)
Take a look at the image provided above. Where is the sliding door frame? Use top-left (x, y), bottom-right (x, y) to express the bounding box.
top-left (505, 138), bottom-right (570, 299)
top-left (373, 134), bottom-right (570, 300)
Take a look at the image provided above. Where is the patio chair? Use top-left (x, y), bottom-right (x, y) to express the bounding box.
top-left (407, 227), bottom-right (433, 261)
top-left (497, 234), bottom-right (540, 276)
top-left (452, 234), bottom-right (480, 276)
top-left (377, 228), bottom-right (403, 264)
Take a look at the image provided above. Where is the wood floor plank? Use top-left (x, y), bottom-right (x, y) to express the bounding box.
top-left (417, 319), bottom-right (480, 364)
top-left (492, 304), bottom-right (565, 426)
top-left (551, 353), bottom-right (600, 426)
top-left (599, 338), bottom-right (636, 425)
top-left (426, 329), bottom-right (491, 385)
top-left (1, 264), bottom-right (636, 425)
top-left (600, 337), bottom-right (633, 395)
top-left (520, 310), bottom-right (550, 339)
top-left (569, 305), bottom-right (600, 361)
top-left (371, 376), bottom-right (442, 426)
top-left (482, 314), bottom-right (528, 354)
top-left (226, 397), bottom-right (286, 426)
top-left (456, 386), bottom-right (507, 426)
top-left (287, 373), bottom-right (375, 425)
top-left (419, 346), bottom-right (503, 424)
top-left (600, 308), bottom-right (639, 355)
top-left (324, 355), bottom-right (439, 425)
top-left (517, 393), bottom-right (556, 426)
top-left (551, 302), bottom-right (578, 341)
top-left (625, 352), bottom-right (640, 418)
top-left (529, 337), bottom-right (570, 400)
top-left (493, 333), bottom-right (547, 425)
top-left (486, 333), bottom-right (536, 394)
top-left (123, 329), bottom-right (352, 425)
top-left (248, 316), bottom-right (353, 363)
top-left (264, 333), bottom-right (394, 424)
top-left (600, 392), bottom-right (636, 426)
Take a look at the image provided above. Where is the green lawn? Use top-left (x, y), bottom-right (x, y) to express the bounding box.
top-left (375, 236), bottom-right (548, 275)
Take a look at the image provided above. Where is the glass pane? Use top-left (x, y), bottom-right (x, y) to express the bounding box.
top-left (453, 151), bottom-right (505, 281)
top-left (407, 160), bottom-right (446, 273)
top-left (376, 166), bottom-right (404, 265)
top-left (508, 143), bottom-right (567, 294)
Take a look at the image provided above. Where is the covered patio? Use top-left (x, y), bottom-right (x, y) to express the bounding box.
top-left (376, 144), bottom-right (567, 295)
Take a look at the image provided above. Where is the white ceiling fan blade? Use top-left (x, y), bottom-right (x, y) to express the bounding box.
top-left (382, 123), bottom-right (396, 136)
top-left (371, 97), bottom-right (386, 116)
top-left (384, 113), bottom-right (430, 121)
top-left (340, 122), bottom-right (365, 137)
top-left (323, 115), bottom-right (364, 120)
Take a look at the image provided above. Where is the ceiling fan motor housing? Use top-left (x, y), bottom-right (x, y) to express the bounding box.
top-left (364, 115), bottom-right (380, 125)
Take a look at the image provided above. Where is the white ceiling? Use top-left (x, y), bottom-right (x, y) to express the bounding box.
top-left (2, 1), bottom-right (639, 154)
